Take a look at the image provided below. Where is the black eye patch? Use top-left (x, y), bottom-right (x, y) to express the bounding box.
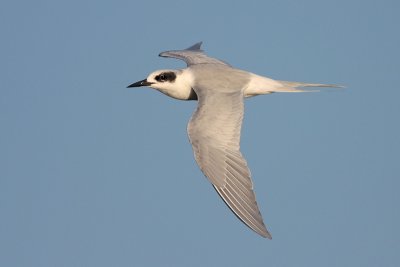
top-left (155, 72), bottom-right (176, 82)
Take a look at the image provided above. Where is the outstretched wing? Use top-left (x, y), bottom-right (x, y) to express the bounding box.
top-left (187, 87), bottom-right (271, 238)
top-left (159, 42), bottom-right (230, 66)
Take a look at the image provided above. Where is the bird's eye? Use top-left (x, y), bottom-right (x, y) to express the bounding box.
top-left (155, 72), bottom-right (176, 83)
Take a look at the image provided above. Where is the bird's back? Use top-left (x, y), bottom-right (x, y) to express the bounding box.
top-left (189, 64), bottom-right (251, 96)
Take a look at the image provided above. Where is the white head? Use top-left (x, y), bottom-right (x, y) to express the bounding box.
top-left (127, 69), bottom-right (196, 100)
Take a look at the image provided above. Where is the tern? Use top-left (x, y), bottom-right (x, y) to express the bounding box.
top-left (128, 42), bottom-right (340, 238)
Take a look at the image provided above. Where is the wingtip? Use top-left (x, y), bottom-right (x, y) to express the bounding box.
top-left (158, 41), bottom-right (203, 58)
top-left (185, 41), bottom-right (203, 51)
top-left (255, 223), bottom-right (272, 239)
top-left (262, 230), bottom-right (272, 239)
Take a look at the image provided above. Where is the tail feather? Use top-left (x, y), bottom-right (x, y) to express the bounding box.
top-left (244, 74), bottom-right (343, 97)
top-left (277, 80), bottom-right (344, 92)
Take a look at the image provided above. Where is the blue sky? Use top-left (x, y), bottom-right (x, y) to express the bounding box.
top-left (1, 0), bottom-right (399, 266)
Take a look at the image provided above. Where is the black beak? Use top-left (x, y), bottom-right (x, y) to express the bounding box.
top-left (127, 79), bottom-right (153, 88)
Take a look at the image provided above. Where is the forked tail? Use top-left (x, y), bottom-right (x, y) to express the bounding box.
top-left (275, 80), bottom-right (344, 93)
top-left (244, 74), bottom-right (343, 97)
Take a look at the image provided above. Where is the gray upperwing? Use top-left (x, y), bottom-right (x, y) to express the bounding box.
top-left (187, 84), bottom-right (271, 238)
top-left (159, 42), bottom-right (230, 66)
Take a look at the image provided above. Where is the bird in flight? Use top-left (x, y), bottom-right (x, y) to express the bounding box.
top-left (128, 42), bottom-right (340, 238)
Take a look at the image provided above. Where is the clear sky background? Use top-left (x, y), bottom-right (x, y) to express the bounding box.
top-left (1, 0), bottom-right (399, 266)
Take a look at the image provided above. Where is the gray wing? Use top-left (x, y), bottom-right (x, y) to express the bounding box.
top-left (159, 42), bottom-right (230, 66)
top-left (187, 88), bottom-right (271, 239)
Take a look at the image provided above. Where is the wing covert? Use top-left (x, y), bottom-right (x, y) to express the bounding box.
top-left (187, 88), bottom-right (271, 238)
